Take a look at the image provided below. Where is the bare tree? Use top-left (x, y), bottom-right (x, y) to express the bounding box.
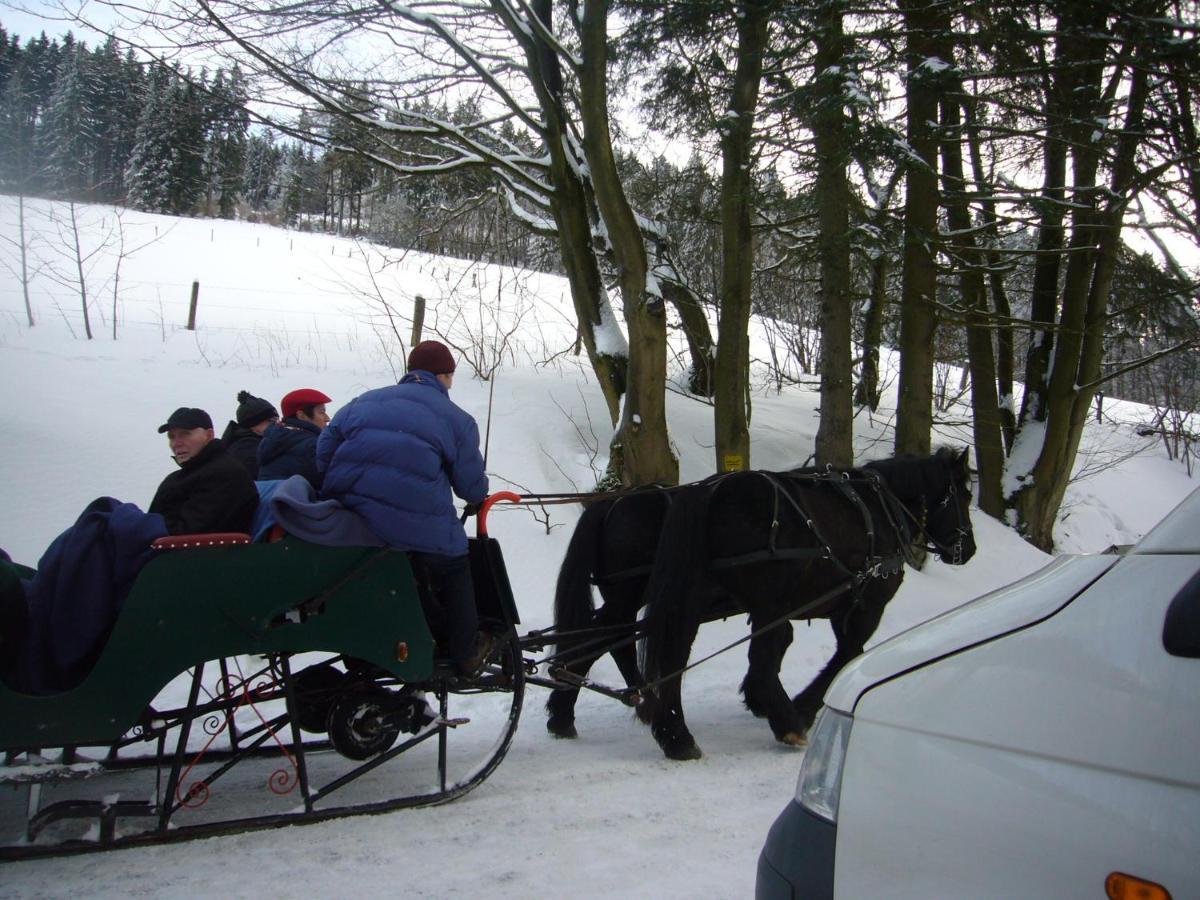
top-left (107, 207), bottom-right (170, 339)
top-left (0, 195), bottom-right (40, 327)
top-left (39, 201), bottom-right (117, 341)
top-left (149, 0), bottom-right (676, 485)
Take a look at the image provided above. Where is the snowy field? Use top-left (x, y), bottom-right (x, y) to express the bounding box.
top-left (0, 195), bottom-right (1195, 897)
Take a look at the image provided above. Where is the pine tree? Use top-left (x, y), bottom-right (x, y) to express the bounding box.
top-left (0, 58), bottom-right (34, 187)
top-left (125, 62), bottom-right (175, 212)
top-left (0, 28), bottom-right (15, 93)
top-left (41, 43), bottom-right (92, 196)
top-left (1, 33), bottom-right (60, 190)
top-left (166, 70), bottom-right (208, 214)
top-left (204, 66), bottom-right (249, 217)
top-left (242, 130), bottom-right (282, 210)
top-left (277, 141), bottom-right (322, 226)
top-left (126, 64), bottom-right (209, 215)
top-left (85, 38), bottom-right (141, 201)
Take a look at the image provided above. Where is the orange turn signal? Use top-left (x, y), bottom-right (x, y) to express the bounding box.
top-left (1106, 871), bottom-right (1171, 900)
top-left (395, 641), bottom-right (409, 662)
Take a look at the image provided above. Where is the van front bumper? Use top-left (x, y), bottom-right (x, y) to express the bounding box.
top-left (755, 800), bottom-right (836, 899)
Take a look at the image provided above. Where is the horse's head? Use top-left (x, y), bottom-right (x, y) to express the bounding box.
top-left (925, 446), bottom-right (976, 566)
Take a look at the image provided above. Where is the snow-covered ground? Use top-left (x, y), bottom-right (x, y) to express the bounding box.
top-left (0, 195), bottom-right (1194, 896)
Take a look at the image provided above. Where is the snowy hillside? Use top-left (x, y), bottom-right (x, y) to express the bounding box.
top-left (0, 195), bottom-right (1194, 897)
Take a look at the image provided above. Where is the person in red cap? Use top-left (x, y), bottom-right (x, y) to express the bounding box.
top-left (149, 407), bottom-right (259, 535)
top-left (257, 388), bottom-right (332, 487)
top-left (317, 341), bottom-right (493, 675)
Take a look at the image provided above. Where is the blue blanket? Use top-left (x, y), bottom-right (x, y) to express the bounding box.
top-left (268, 476), bottom-right (384, 547)
top-left (9, 497), bottom-right (167, 694)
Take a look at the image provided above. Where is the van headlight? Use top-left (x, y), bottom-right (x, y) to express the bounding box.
top-left (795, 706), bottom-right (852, 823)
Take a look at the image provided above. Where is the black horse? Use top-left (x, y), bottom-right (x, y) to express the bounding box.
top-left (637, 447), bottom-right (975, 760)
top-left (545, 487), bottom-right (673, 738)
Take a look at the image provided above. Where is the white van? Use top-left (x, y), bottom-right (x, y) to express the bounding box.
top-left (757, 489), bottom-right (1200, 899)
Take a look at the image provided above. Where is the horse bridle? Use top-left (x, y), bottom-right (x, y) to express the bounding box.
top-left (924, 479), bottom-right (970, 565)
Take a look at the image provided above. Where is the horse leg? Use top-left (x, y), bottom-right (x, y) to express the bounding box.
top-left (600, 585), bottom-right (647, 694)
top-left (646, 613), bottom-right (704, 761)
top-left (791, 588), bottom-right (889, 732)
top-left (546, 585), bottom-right (642, 739)
top-left (545, 691), bottom-right (581, 738)
top-left (740, 619), bottom-right (807, 746)
top-left (740, 618), bottom-right (793, 717)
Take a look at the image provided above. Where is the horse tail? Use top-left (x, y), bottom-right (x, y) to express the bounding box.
top-left (552, 500), bottom-right (610, 654)
top-left (638, 483), bottom-right (713, 710)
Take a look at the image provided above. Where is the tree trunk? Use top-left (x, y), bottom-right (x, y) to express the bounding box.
top-left (68, 202), bottom-right (94, 341)
top-left (939, 92), bottom-right (1004, 518)
top-left (1019, 133), bottom-right (1069, 423)
top-left (577, 0), bottom-right (677, 487)
top-left (18, 195), bottom-right (34, 327)
top-left (894, 0), bottom-right (942, 457)
top-left (853, 166), bottom-right (900, 413)
top-left (545, 144), bottom-right (628, 427)
top-left (516, 0), bottom-right (628, 431)
top-left (963, 98), bottom-right (1016, 453)
top-left (1013, 32), bottom-right (1152, 550)
top-left (811, 1), bottom-right (853, 468)
top-left (714, 0), bottom-right (770, 474)
top-left (658, 267), bottom-right (716, 397)
top-left (855, 254), bottom-right (887, 412)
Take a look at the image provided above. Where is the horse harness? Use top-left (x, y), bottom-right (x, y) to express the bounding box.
top-left (705, 468), bottom-right (914, 585)
top-left (584, 461), bottom-right (969, 600)
top-left (589, 467), bottom-right (919, 591)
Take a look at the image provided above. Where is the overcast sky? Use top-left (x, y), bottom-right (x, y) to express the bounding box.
top-left (1, 0), bottom-right (123, 44)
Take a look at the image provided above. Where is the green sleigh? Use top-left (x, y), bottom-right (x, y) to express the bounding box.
top-left (0, 495), bottom-right (525, 859)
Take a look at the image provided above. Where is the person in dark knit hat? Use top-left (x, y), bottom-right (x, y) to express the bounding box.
top-left (220, 390), bottom-right (279, 479)
top-left (149, 407), bottom-right (259, 535)
top-left (257, 388), bottom-right (332, 487)
top-left (317, 341), bottom-right (493, 675)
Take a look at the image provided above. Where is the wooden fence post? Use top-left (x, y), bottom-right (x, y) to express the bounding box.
top-left (411, 295), bottom-right (426, 346)
top-left (187, 281), bottom-right (199, 331)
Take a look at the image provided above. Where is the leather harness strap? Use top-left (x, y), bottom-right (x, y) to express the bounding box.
top-left (591, 468), bottom-right (914, 586)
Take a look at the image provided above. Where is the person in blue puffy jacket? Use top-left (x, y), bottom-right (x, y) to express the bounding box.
top-left (317, 340), bottom-right (492, 675)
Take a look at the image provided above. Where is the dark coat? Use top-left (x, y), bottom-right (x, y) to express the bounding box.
top-left (220, 420), bottom-right (263, 479)
top-left (316, 371), bottom-right (488, 556)
top-left (258, 418), bottom-right (323, 487)
top-left (149, 438), bottom-right (259, 535)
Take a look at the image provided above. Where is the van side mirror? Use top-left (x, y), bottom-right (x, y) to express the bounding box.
top-left (1163, 568), bottom-right (1200, 658)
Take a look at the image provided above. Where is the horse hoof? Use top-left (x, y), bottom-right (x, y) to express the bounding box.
top-left (779, 731), bottom-right (807, 747)
top-left (664, 742), bottom-right (703, 761)
top-left (546, 717), bottom-right (578, 739)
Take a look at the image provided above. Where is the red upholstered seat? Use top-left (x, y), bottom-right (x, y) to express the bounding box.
top-left (151, 533), bottom-right (253, 551)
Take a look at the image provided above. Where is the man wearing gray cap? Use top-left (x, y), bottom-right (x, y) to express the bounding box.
top-left (149, 407), bottom-right (259, 535)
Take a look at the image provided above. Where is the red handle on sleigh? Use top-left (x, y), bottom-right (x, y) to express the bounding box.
top-left (476, 492), bottom-right (521, 538)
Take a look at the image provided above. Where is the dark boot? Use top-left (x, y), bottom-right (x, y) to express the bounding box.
top-left (458, 630), bottom-right (499, 677)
